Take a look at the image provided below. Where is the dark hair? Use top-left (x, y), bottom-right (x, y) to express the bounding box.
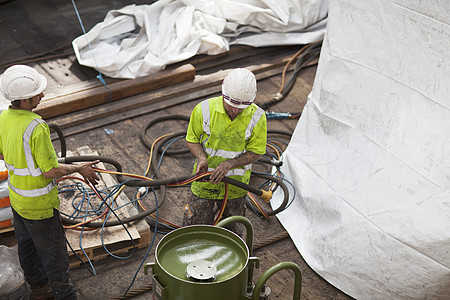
top-left (10, 100), bottom-right (22, 108)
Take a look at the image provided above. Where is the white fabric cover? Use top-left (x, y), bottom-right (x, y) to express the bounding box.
top-left (271, 0), bottom-right (450, 299)
top-left (0, 179), bottom-right (8, 199)
top-left (0, 206), bottom-right (12, 223)
top-left (72, 0), bottom-right (328, 78)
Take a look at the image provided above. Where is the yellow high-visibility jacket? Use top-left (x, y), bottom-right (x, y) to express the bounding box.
top-left (0, 108), bottom-right (59, 220)
top-left (186, 96), bottom-right (267, 199)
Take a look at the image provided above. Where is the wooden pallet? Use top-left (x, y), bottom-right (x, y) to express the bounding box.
top-left (0, 225), bottom-right (15, 247)
top-left (62, 146), bottom-right (152, 268)
top-left (0, 213), bottom-right (152, 269)
top-left (68, 224), bottom-right (151, 268)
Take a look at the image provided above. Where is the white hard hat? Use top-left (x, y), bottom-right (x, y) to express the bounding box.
top-left (0, 65), bottom-right (47, 101)
top-left (222, 68), bottom-right (257, 109)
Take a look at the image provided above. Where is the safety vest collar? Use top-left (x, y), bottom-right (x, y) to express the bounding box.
top-left (7, 107), bottom-right (40, 117)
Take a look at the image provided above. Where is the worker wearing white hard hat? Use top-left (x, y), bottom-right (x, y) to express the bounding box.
top-left (222, 68), bottom-right (257, 109)
top-left (0, 65), bottom-right (100, 299)
top-left (0, 64), bottom-right (47, 101)
top-left (184, 68), bottom-right (267, 236)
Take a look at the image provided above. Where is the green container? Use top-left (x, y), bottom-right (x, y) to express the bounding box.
top-left (146, 217), bottom-right (303, 300)
top-left (148, 224), bottom-right (254, 300)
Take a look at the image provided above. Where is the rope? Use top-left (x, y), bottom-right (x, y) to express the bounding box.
top-left (70, 0), bottom-right (112, 102)
top-left (109, 283), bottom-right (153, 299)
top-left (253, 231), bottom-right (289, 251)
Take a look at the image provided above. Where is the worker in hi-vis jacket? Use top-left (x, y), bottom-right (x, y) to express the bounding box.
top-left (184, 68), bottom-right (267, 236)
top-left (0, 65), bottom-right (99, 300)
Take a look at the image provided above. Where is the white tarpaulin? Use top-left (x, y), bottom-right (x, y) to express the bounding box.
top-left (72, 0), bottom-right (328, 78)
top-left (271, 0), bottom-right (450, 299)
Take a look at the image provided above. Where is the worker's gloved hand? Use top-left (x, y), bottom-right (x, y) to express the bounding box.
top-left (210, 161), bottom-right (232, 185)
top-left (79, 160), bottom-right (100, 186)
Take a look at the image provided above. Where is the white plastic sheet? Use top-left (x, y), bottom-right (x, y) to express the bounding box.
top-left (72, 0), bottom-right (328, 78)
top-left (0, 179), bottom-right (8, 199)
top-left (271, 0), bottom-right (450, 299)
top-left (0, 245), bottom-right (31, 298)
top-left (0, 206), bottom-right (13, 223)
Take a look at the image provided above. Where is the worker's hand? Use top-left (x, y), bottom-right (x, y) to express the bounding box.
top-left (210, 161), bottom-right (232, 185)
top-left (195, 158), bottom-right (208, 175)
top-left (78, 160), bottom-right (100, 186)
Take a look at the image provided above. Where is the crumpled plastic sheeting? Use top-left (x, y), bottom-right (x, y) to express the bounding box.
top-left (72, 0), bottom-right (328, 78)
top-left (0, 179), bottom-right (8, 199)
top-left (0, 245), bottom-right (30, 297)
top-left (271, 0), bottom-right (450, 299)
top-left (0, 206), bottom-right (13, 223)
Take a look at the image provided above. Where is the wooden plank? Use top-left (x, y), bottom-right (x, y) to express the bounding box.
top-left (41, 46), bottom-right (260, 101)
top-left (0, 225), bottom-right (16, 247)
top-left (47, 60), bottom-right (298, 140)
top-left (34, 64), bottom-right (196, 119)
top-left (39, 47), bottom-right (293, 120)
top-left (43, 45), bottom-right (299, 127)
top-left (68, 224), bottom-right (151, 269)
top-left (68, 225), bottom-right (151, 269)
top-left (41, 46), bottom-right (252, 103)
top-left (0, 226), bottom-right (14, 234)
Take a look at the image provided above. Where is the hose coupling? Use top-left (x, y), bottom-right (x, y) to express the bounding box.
top-left (273, 92), bottom-right (284, 101)
top-left (270, 159), bottom-right (283, 167)
top-left (259, 190), bottom-right (273, 202)
top-left (265, 112), bottom-right (292, 120)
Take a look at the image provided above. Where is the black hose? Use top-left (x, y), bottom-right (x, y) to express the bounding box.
top-left (140, 114), bottom-right (190, 156)
top-left (260, 41), bottom-right (322, 110)
top-left (48, 123), bottom-right (67, 158)
top-left (250, 173), bottom-right (289, 216)
top-left (57, 114), bottom-right (292, 228)
top-left (138, 114), bottom-right (293, 228)
top-left (282, 48), bottom-right (320, 96)
top-left (141, 114), bottom-right (292, 167)
top-left (58, 155), bottom-right (289, 227)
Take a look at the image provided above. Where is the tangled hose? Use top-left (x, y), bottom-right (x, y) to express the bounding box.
top-left (52, 110), bottom-right (292, 230)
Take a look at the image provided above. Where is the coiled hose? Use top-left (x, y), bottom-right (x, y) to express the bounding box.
top-left (139, 115), bottom-right (292, 217)
top-left (52, 113), bottom-right (292, 229)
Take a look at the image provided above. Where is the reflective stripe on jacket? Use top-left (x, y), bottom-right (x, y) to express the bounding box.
top-left (186, 96), bottom-right (267, 199)
top-left (0, 108), bottom-right (59, 220)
